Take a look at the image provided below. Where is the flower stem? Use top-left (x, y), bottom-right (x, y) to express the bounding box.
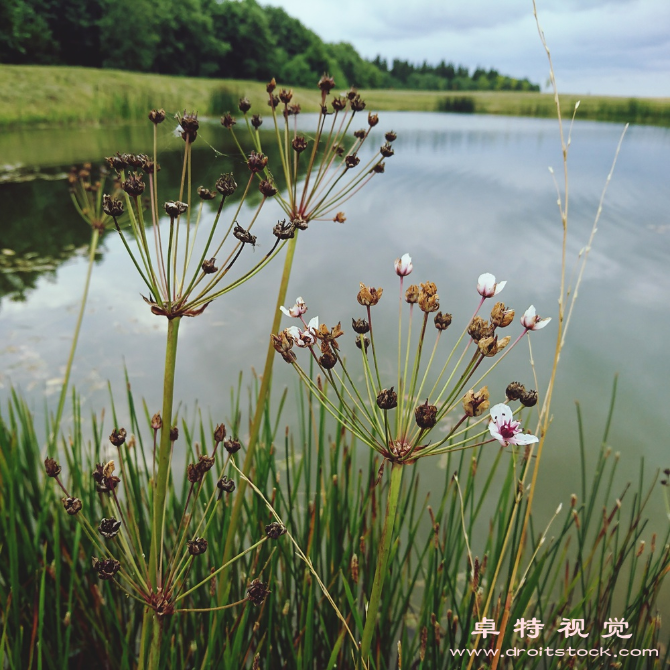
top-left (360, 461), bottom-right (403, 661)
top-left (49, 227), bottom-right (99, 450)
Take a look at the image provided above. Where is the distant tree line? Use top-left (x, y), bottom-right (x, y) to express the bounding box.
top-left (0, 0), bottom-right (540, 92)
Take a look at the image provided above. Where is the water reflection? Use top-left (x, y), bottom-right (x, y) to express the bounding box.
top-left (1, 113), bottom-right (669, 546)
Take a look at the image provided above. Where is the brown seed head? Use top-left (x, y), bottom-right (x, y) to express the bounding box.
top-left (357, 283), bottom-right (383, 307)
top-left (102, 194), bottom-right (124, 217)
top-left (273, 219), bottom-right (296, 240)
top-left (266, 77), bottom-right (277, 93)
top-left (405, 284), bottom-right (420, 303)
top-left (233, 223), bottom-right (257, 246)
top-left (490, 302), bottom-right (515, 328)
top-left (148, 109), bottom-right (166, 124)
top-left (368, 112), bottom-right (379, 127)
top-left (287, 103), bottom-right (301, 116)
top-left (345, 154), bottom-right (360, 169)
top-left (265, 522), bottom-right (287, 539)
top-left (179, 111), bottom-right (199, 142)
top-left (247, 579), bottom-right (271, 605)
top-left (170, 426), bottom-right (179, 442)
top-left (267, 94), bottom-right (280, 108)
top-left (333, 212), bottom-right (346, 223)
top-left (98, 517), bottom-right (122, 538)
top-left (247, 151), bottom-right (268, 173)
top-left (224, 438), bottom-right (241, 454)
top-left (271, 330), bottom-right (296, 363)
top-left (505, 382), bottom-right (526, 401)
top-left (380, 143), bottom-right (395, 158)
top-left (215, 173), bottom-right (237, 197)
top-left (520, 390), bottom-right (538, 407)
top-left (478, 335), bottom-right (510, 357)
top-left (164, 201), bottom-right (188, 217)
top-left (214, 424), bottom-right (226, 443)
top-left (45, 456), bottom-right (62, 478)
top-left (434, 312), bottom-right (452, 331)
top-left (279, 88), bottom-right (293, 103)
top-left (62, 497), bottom-right (82, 515)
top-left (462, 386), bottom-right (490, 417)
top-left (197, 184), bottom-right (217, 200)
top-left (372, 162), bottom-right (386, 174)
top-left (187, 537), bottom-right (208, 556)
top-left (151, 413), bottom-right (162, 430)
top-left (187, 462), bottom-right (203, 483)
top-left (122, 173), bottom-right (145, 197)
top-left (319, 351), bottom-right (337, 370)
top-left (217, 475), bottom-right (236, 493)
top-left (93, 461), bottom-right (120, 493)
top-left (141, 157), bottom-right (159, 174)
top-left (352, 318), bottom-right (370, 334)
top-left (385, 130), bottom-right (398, 142)
top-left (109, 428), bottom-right (126, 447)
top-left (259, 180), bottom-right (277, 197)
top-left (332, 96), bottom-right (347, 112)
top-left (467, 316), bottom-right (491, 342)
top-left (92, 557), bottom-right (120, 580)
top-left (354, 129), bottom-right (366, 139)
top-left (202, 256), bottom-right (220, 275)
top-left (418, 282), bottom-right (439, 313)
top-left (376, 387), bottom-right (398, 410)
top-left (105, 154), bottom-right (126, 171)
top-left (221, 112), bottom-right (236, 129)
top-left (292, 136), bottom-right (308, 153)
top-left (355, 335), bottom-right (370, 353)
top-left (350, 95), bottom-right (366, 112)
top-left (125, 154), bottom-right (144, 168)
top-left (251, 114), bottom-right (263, 129)
top-left (415, 400), bottom-right (438, 430)
top-left (318, 74), bottom-right (336, 94)
top-left (238, 97), bottom-right (251, 113)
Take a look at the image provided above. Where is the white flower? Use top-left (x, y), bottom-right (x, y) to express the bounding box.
top-left (173, 124), bottom-right (184, 138)
top-left (280, 297), bottom-right (307, 318)
top-left (477, 273), bottom-right (506, 298)
top-left (520, 305), bottom-right (551, 331)
top-left (286, 317), bottom-right (318, 347)
top-left (488, 403), bottom-right (539, 447)
top-left (394, 253), bottom-right (413, 277)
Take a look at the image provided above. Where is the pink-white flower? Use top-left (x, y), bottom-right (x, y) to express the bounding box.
top-left (394, 253), bottom-right (413, 277)
top-left (520, 305), bottom-right (551, 331)
top-left (287, 317), bottom-right (319, 347)
top-left (280, 297), bottom-right (307, 318)
top-left (477, 273), bottom-right (506, 298)
top-left (488, 403), bottom-right (539, 447)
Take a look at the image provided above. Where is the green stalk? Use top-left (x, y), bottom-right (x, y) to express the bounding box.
top-left (49, 227), bottom-right (99, 449)
top-left (201, 235), bottom-right (298, 669)
top-left (360, 461), bottom-right (403, 661)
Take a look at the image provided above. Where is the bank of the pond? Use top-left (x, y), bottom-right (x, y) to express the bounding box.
top-left (2, 65), bottom-right (670, 128)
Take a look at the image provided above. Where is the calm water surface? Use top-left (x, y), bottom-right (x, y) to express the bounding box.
top-left (1, 113), bottom-right (669, 600)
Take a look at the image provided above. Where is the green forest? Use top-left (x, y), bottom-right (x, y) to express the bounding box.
top-left (0, 0), bottom-right (540, 92)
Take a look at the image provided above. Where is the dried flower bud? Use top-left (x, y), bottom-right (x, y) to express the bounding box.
top-left (92, 557), bottom-right (120, 580)
top-left (149, 109), bottom-right (166, 124)
top-left (102, 195), bottom-right (124, 217)
top-left (223, 438), bottom-right (240, 455)
top-left (45, 456), bottom-right (62, 478)
top-left (62, 497), bottom-right (82, 515)
top-left (187, 462), bottom-right (203, 483)
top-left (125, 154), bottom-right (144, 168)
top-left (199, 257), bottom-right (217, 275)
top-left (251, 114), bottom-right (263, 129)
top-left (434, 312), bottom-right (452, 331)
top-left (354, 129), bottom-right (366, 139)
top-left (418, 282), bottom-right (439, 313)
top-left (197, 186), bottom-right (217, 200)
top-left (380, 143), bottom-right (395, 158)
top-left (318, 74), bottom-right (336, 94)
top-left (238, 97), bottom-right (251, 113)
top-left (332, 97), bottom-right (347, 112)
top-left (357, 283), bottom-right (383, 307)
top-left (170, 426), bottom-right (179, 442)
top-left (506, 382), bottom-right (526, 401)
top-left (221, 112), bottom-right (236, 129)
top-left (266, 522), bottom-right (287, 539)
top-left (376, 388), bottom-right (398, 410)
top-left (216, 173), bottom-right (237, 197)
top-left (214, 424), bottom-right (226, 443)
top-left (319, 351), bottom-right (337, 370)
top-left (267, 94), bottom-right (280, 108)
top-left (259, 180), bottom-right (277, 197)
top-left (187, 537), bottom-right (208, 556)
top-left (122, 173), bottom-right (145, 197)
top-left (217, 475), bottom-right (236, 493)
top-left (141, 157), bottom-right (159, 174)
top-left (287, 103), bottom-right (301, 116)
top-left (345, 154), bottom-right (360, 169)
top-left (273, 219), bottom-right (296, 240)
top-left (462, 387), bottom-right (490, 417)
top-left (385, 130), bottom-right (397, 142)
top-left (151, 413), bottom-right (162, 430)
top-left (355, 336), bottom-right (370, 353)
top-left (520, 390), bottom-right (538, 407)
top-left (272, 330), bottom-right (296, 363)
top-left (350, 95), bottom-right (366, 112)
top-left (478, 335), bottom-right (510, 357)
top-left (179, 111), bottom-right (199, 142)
top-left (415, 401), bottom-right (438, 430)
top-left (279, 88), bottom-right (293, 103)
top-left (371, 162), bottom-right (386, 175)
top-left (109, 428), bottom-right (126, 447)
top-left (405, 285), bottom-right (420, 303)
top-left (352, 318), bottom-right (370, 334)
top-left (105, 154), bottom-right (126, 171)
top-left (233, 224), bottom-right (257, 246)
top-left (164, 201), bottom-right (188, 217)
top-left (247, 579), bottom-right (270, 605)
top-left (490, 302), bottom-right (515, 328)
top-left (333, 212), bottom-right (346, 223)
top-left (368, 113), bottom-right (379, 127)
top-left (247, 151), bottom-right (268, 173)
top-left (289, 136), bottom-right (308, 155)
top-left (467, 316), bottom-right (490, 342)
top-left (266, 77), bottom-right (277, 93)
top-left (98, 517), bottom-right (122, 538)
top-left (93, 461), bottom-right (120, 493)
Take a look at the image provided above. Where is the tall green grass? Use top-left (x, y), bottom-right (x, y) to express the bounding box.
top-left (1, 376), bottom-right (668, 668)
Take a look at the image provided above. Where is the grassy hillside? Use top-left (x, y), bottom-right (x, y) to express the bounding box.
top-left (3, 65), bottom-right (670, 128)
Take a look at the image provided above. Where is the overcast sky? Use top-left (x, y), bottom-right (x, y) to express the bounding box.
top-left (264, 0), bottom-right (669, 97)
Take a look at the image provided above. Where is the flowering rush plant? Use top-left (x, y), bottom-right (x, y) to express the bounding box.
top-left (272, 255), bottom-right (550, 468)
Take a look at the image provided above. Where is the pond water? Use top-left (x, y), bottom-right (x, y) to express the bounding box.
top-left (1, 112), bottom-right (669, 590)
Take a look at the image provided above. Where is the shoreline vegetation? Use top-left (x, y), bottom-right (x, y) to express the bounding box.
top-left (3, 65), bottom-right (670, 129)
